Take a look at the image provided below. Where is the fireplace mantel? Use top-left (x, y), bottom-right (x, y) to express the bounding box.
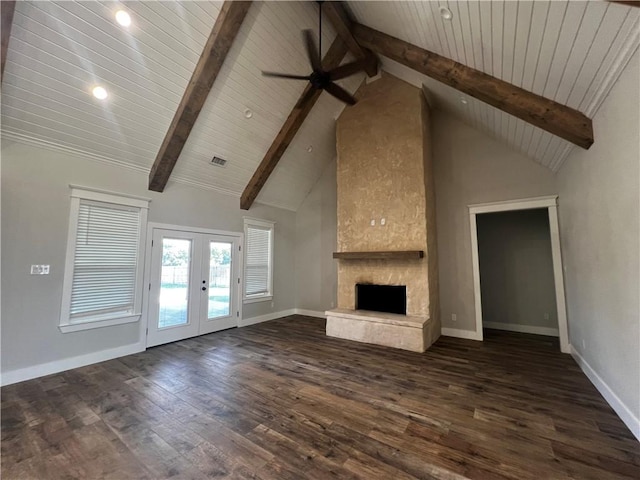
top-left (332, 251), bottom-right (424, 260)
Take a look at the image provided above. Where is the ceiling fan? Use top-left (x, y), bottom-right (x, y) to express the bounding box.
top-left (261, 1), bottom-right (368, 106)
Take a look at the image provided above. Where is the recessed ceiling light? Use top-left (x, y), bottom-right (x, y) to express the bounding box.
top-left (439, 6), bottom-right (453, 20)
top-left (244, 108), bottom-right (253, 119)
top-left (307, 145), bottom-right (313, 153)
top-left (460, 97), bottom-right (468, 105)
top-left (92, 86), bottom-right (108, 100)
top-left (115, 10), bottom-right (131, 27)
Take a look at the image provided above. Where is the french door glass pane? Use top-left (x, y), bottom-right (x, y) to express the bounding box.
top-left (209, 242), bottom-right (231, 318)
top-left (159, 238), bottom-right (191, 328)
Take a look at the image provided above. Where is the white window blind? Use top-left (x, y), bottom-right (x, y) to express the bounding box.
top-left (70, 200), bottom-right (141, 320)
top-left (244, 219), bottom-right (274, 300)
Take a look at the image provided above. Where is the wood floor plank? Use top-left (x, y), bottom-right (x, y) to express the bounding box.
top-left (342, 448), bottom-right (422, 480)
top-left (2, 316), bottom-right (638, 479)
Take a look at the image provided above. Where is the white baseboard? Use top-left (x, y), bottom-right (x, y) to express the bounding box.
top-left (571, 346), bottom-right (640, 441)
top-left (238, 309), bottom-right (296, 327)
top-left (441, 327), bottom-right (482, 340)
top-left (295, 309), bottom-right (327, 318)
top-left (238, 308), bottom-right (328, 327)
top-left (1, 341), bottom-right (145, 387)
top-left (483, 322), bottom-right (559, 337)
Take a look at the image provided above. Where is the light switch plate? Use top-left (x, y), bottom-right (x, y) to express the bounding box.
top-left (30, 265), bottom-right (50, 275)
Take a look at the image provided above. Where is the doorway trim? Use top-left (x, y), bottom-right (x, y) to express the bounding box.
top-left (141, 222), bottom-right (244, 348)
top-left (468, 195), bottom-right (570, 353)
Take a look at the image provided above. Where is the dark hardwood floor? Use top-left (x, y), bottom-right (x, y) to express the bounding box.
top-left (2, 316), bottom-right (638, 479)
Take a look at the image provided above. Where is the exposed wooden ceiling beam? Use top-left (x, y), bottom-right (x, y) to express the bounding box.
top-left (149, 1), bottom-right (252, 192)
top-left (241, 37), bottom-right (349, 210)
top-left (323, 2), bottom-right (378, 77)
top-left (1, 0), bottom-right (16, 82)
top-left (352, 23), bottom-right (594, 149)
top-left (609, 1), bottom-right (640, 7)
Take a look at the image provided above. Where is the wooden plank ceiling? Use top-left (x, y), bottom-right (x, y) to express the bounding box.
top-left (240, 35), bottom-right (350, 210)
top-left (351, 23), bottom-right (593, 149)
top-left (347, 1), bottom-right (639, 171)
top-left (148, 1), bottom-right (252, 192)
top-left (1, 1), bottom-right (638, 211)
top-left (1, 0), bottom-right (16, 81)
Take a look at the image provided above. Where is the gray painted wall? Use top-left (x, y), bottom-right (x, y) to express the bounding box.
top-left (295, 159), bottom-right (337, 313)
top-left (1, 141), bottom-right (296, 373)
top-left (477, 209), bottom-right (558, 333)
top-left (432, 111), bottom-right (558, 332)
top-left (557, 50), bottom-right (639, 423)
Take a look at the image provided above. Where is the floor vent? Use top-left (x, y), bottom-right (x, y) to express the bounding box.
top-left (209, 156), bottom-right (227, 167)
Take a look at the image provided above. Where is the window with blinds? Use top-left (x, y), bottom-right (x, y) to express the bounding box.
top-left (243, 219), bottom-right (274, 301)
top-left (70, 201), bottom-right (140, 320)
top-left (60, 187), bottom-right (149, 332)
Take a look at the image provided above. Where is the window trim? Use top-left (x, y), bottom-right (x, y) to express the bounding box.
top-left (243, 217), bottom-right (274, 304)
top-left (59, 186), bottom-right (150, 333)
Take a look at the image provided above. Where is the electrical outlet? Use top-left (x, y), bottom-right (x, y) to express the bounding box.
top-left (270, 301), bottom-right (274, 308)
top-left (544, 313), bottom-right (550, 320)
top-left (451, 313), bottom-right (457, 322)
top-left (330, 301), bottom-right (335, 308)
top-left (370, 219), bottom-right (375, 226)
top-left (380, 218), bottom-right (386, 226)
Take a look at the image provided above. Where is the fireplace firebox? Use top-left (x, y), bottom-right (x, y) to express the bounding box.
top-left (356, 283), bottom-right (406, 315)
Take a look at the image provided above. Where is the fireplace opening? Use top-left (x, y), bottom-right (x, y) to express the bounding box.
top-left (356, 283), bottom-right (406, 315)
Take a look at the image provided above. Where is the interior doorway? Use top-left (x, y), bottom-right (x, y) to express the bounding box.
top-left (145, 225), bottom-right (242, 347)
top-left (476, 208), bottom-right (559, 336)
top-left (469, 196), bottom-right (570, 353)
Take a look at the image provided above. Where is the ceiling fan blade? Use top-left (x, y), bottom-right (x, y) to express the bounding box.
top-left (324, 82), bottom-right (357, 105)
top-left (303, 29), bottom-right (321, 72)
top-left (262, 71), bottom-right (311, 81)
top-left (328, 59), bottom-right (370, 81)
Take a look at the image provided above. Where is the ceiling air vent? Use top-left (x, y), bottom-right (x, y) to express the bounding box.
top-left (209, 156), bottom-right (227, 167)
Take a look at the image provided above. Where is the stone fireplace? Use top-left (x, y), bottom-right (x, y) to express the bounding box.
top-left (325, 73), bottom-right (440, 352)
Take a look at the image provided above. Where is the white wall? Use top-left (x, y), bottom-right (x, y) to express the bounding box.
top-left (295, 159), bottom-right (337, 314)
top-left (477, 209), bottom-right (558, 334)
top-left (432, 112), bottom-right (559, 332)
top-left (1, 140), bottom-right (296, 378)
top-left (556, 49), bottom-right (639, 435)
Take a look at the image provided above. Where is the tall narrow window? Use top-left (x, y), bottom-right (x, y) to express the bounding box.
top-left (243, 218), bottom-right (274, 303)
top-left (59, 187), bottom-right (149, 332)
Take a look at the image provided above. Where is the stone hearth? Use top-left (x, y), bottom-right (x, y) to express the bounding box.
top-left (325, 308), bottom-right (432, 353)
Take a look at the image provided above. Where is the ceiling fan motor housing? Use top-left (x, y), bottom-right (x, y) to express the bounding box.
top-left (310, 70), bottom-right (330, 89)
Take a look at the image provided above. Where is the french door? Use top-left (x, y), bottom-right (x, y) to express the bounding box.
top-left (146, 227), bottom-right (241, 347)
